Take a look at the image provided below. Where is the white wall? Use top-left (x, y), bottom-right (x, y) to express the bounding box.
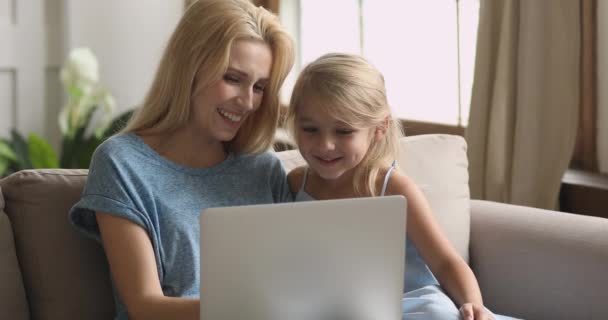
top-left (598, 1), bottom-right (608, 174)
top-left (0, 0), bottom-right (46, 138)
top-left (0, 0), bottom-right (182, 147)
top-left (65, 0), bottom-right (182, 114)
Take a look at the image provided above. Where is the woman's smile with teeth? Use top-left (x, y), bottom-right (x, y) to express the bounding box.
top-left (218, 108), bottom-right (243, 122)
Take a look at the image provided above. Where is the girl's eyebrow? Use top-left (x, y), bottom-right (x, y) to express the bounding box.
top-left (296, 116), bottom-right (315, 122)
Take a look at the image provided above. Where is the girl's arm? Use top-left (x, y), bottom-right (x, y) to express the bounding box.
top-left (287, 166), bottom-right (307, 194)
top-left (96, 212), bottom-right (199, 320)
top-left (387, 172), bottom-right (487, 315)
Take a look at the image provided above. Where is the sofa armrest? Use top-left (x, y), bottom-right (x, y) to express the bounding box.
top-left (469, 199), bottom-right (608, 320)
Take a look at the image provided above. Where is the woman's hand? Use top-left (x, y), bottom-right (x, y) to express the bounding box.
top-left (459, 303), bottom-right (494, 320)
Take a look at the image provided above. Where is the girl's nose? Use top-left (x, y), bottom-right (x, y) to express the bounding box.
top-left (319, 135), bottom-right (336, 151)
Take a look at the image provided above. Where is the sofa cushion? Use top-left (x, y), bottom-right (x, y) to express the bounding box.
top-left (0, 191), bottom-right (29, 320)
top-left (275, 134), bottom-right (470, 261)
top-left (0, 169), bottom-right (115, 320)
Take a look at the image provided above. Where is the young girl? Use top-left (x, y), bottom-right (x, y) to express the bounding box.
top-left (286, 53), bottom-right (516, 320)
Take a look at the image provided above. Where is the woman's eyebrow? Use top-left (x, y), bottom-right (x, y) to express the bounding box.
top-left (226, 67), bottom-right (269, 83)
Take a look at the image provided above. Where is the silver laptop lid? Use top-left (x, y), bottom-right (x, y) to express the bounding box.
top-left (200, 195), bottom-right (407, 320)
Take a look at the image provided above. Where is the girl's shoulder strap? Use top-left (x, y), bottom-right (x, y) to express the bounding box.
top-left (380, 160), bottom-right (397, 196)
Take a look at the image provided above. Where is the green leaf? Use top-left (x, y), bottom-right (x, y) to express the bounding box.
top-left (0, 157), bottom-right (9, 177)
top-left (75, 105), bottom-right (98, 142)
top-left (68, 86), bottom-right (83, 98)
top-left (27, 134), bottom-right (59, 169)
top-left (0, 140), bottom-right (17, 161)
top-left (102, 109), bottom-right (135, 139)
top-left (60, 135), bottom-right (102, 169)
top-left (60, 105), bottom-right (98, 168)
top-left (59, 136), bottom-right (74, 168)
top-left (10, 129), bottom-right (32, 169)
top-left (58, 108), bottom-right (135, 169)
top-left (75, 136), bottom-right (103, 169)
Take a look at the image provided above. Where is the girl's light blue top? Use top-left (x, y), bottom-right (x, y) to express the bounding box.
top-left (294, 164), bottom-right (439, 293)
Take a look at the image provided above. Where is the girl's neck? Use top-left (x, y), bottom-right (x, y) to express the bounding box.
top-left (137, 127), bottom-right (227, 168)
top-left (306, 169), bottom-right (364, 200)
top-left (306, 165), bottom-right (392, 200)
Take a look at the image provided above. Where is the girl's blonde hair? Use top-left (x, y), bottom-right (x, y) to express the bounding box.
top-left (287, 53), bottom-right (403, 196)
top-left (124, 0), bottom-right (294, 154)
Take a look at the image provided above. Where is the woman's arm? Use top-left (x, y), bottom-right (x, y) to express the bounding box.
top-left (96, 212), bottom-right (199, 320)
top-left (387, 172), bottom-right (484, 307)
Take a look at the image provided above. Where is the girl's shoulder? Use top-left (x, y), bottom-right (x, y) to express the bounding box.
top-left (287, 165), bottom-right (307, 193)
top-left (383, 169), bottom-right (420, 196)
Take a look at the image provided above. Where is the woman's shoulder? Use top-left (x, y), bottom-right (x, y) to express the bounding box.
top-left (95, 133), bottom-right (139, 157)
top-left (231, 151), bottom-right (291, 181)
top-left (234, 150), bottom-right (281, 167)
top-left (90, 133), bottom-right (149, 169)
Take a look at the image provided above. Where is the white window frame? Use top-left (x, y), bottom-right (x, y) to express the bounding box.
top-left (280, 0), bottom-right (479, 127)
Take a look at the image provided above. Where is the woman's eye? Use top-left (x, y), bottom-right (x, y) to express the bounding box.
top-left (253, 83), bottom-right (265, 93)
top-left (336, 129), bottom-right (354, 135)
top-left (223, 75), bottom-right (239, 83)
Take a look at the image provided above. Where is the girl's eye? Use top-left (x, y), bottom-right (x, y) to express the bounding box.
top-left (336, 129), bottom-right (354, 135)
top-left (301, 127), bottom-right (318, 133)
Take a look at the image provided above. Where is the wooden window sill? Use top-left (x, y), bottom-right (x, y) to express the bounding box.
top-left (560, 169), bottom-right (608, 219)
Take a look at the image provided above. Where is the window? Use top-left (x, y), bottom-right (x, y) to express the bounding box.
top-left (280, 0), bottom-right (480, 126)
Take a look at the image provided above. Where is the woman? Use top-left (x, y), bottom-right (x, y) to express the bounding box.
top-left (69, 1), bottom-right (294, 319)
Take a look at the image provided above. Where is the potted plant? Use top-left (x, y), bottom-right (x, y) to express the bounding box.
top-left (0, 48), bottom-right (134, 177)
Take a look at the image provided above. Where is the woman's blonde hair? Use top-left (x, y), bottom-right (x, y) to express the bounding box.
top-left (287, 53), bottom-right (403, 196)
top-left (124, 0), bottom-right (294, 154)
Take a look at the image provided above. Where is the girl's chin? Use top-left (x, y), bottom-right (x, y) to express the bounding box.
top-left (314, 168), bottom-right (345, 181)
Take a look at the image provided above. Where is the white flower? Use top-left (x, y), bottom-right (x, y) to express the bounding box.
top-left (58, 47), bottom-right (116, 139)
top-left (60, 47), bottom-right (100, 93)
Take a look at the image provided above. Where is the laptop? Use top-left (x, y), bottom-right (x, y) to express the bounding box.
top-left (199, 195), bottom-right (407, 320)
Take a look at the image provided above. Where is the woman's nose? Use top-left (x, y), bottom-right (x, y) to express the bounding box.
top-left (236, 87), bottom-right (254, 111)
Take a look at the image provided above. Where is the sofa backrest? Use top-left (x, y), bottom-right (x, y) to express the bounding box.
top-left (0, 134), bottom-right (469, 320)
top-left (1, 170), bottom-right (115, 320)
top-left (0, 192), bottom-right (29, 320)
top-left (276, 134), bottom-right (471, 261)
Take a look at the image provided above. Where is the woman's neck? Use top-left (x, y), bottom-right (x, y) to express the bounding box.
top-left (137, 127), bottom-right (227, 168)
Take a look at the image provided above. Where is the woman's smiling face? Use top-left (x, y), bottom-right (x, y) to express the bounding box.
top-left (188, 38), bottom-right (272, 145)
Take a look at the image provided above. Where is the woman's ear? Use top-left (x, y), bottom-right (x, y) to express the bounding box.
top-left (374, 117), bottom-right (389, 142)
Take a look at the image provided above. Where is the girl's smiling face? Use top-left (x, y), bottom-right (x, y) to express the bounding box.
top-left (295, 96), bottom-right (376, 181)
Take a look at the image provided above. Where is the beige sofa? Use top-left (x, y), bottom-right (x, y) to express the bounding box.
top-left (1, 134), bottom-right (607, 320)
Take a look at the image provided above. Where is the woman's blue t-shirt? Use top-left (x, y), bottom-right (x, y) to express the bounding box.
top-left (69, 133), bottom-right (292, 320)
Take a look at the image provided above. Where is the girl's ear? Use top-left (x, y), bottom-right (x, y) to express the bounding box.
top-left (374, 117), bottom-right (389, 142)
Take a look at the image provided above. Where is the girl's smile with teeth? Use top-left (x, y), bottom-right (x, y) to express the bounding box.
top-left (316, 156), bottom-right (342, 164)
